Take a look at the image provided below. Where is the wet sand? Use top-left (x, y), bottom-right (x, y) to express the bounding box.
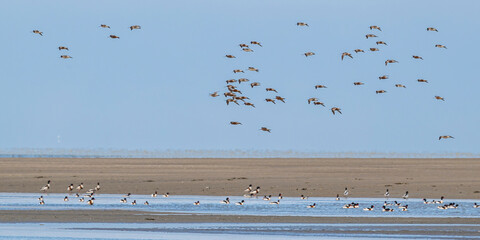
top-left (1, 209), bottom-right (480, 224)
top-left (1, 157), bottom-right (480, 198)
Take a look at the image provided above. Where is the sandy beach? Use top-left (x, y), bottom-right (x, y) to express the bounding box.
top-left (1, 157), bottom-right (480, 199)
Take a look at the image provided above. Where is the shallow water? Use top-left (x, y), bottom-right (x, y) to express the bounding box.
top-left (1, 223), bottom-right (480, 240)
top-left (1, 193), bottom-right (479, 218)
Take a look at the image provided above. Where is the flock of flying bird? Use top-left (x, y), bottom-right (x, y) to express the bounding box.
top-left (37, 180), bottom-right (480, 211)
top-left (32, 24), bottom-right (141, 59)
top-left (210, 22), bottom-right (454, 140)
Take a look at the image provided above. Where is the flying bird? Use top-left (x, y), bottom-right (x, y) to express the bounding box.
top-left (224, 92), bottom-right (236, 97)
top-left (225, 55), bottom-right (236, 58)
top-left (33, 30), bottom-right (43, 36)
top-left (376, 90), bottom-right (387, 94)
top-left (315, 85), bottom-right (327, 89)
top-left (233, 69), bottom-right (244, 73)
top-left (395, 84), bottom-right (406, 88)
top-left (250, 41), bottom-right (262, 47)
top-left (341, 52), bottom-right (353, 60)
top-left (370, 25), bottom-right (382, 31)
top-left (427, 27), bottom-right (438, 32)
top-left (244, 102), bottom-right (255, 108)
top-left (239, 44), bottom-right (249, 48)
top-left (275, 96), bottom-right (285, 103)
top-left (238, 78), bottom-right (249, 84)
top-left (297, 22), bottom-right (309, 27)
top-left (385, 59), bottom-right (398, 66)
top-left (439, 135), bottom-right (454, 140)
top-left (304, 52), bottom-right (315, 57)
top-left (353, 82), bottom-right (364, 85)
top-left (331, 107), bottom-right (342, 115)
top-left (260, 127), bottom-right (271, 133)
top-left (265, 99), bottom-right (276, 104)
top-left (376, 41), bottom-right (387, 45)
top-left (412, 55), bottom-right (423, 60)
top-left (369, 48), bottom-right (380, 52)
top-left (379, 75), bottom-right (389, 80)
top-left (250, 82), bottom-right (260, 88)
top-left (266, 88), bottom-right (278, 93)
top-left (435, 44), bottom-right (447, 49)
top-left (100, 24), bottom-right (110, 28)
top-left (60, 55), bottom-right (72, 59)
top-left (58, 46), bottom-right (69, 51)
top-left (354, 49), bottom-right (364, 53)
top-left (130, 25), bottom-right (141, 30)
top-left (308, 97), bottom-right (318, 104)
top-left (313, 102), bottom-right (325, 107)
top-left (230, 121), bottom-right (242, 125)
top-left (210, 92), bottom-right (219, 97)
top-left (109, 35), bottom-right (120, 39)
top-left (226, 79), bottom-right (237, 84)
top-left (435, 96), bottom-right (445, 101)
top-left (248, 67), bottom-right (259, 72)
top-left (366, 34), bottom-right (377, 39)
top-left (242, 48), bottom-right (254, 52)
top-left (235, 96), bottom-right (249, 101)
top-left (417, 79), bottom-right (428, 83)
top-left (226, 98), bottom-right (239, 105)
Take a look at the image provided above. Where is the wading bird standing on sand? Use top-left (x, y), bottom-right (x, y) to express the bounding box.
top-left (40, 180), bottom-right (51, 192)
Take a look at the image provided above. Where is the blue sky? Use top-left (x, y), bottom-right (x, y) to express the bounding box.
top-left (0, 0), bottom-right (479, 155)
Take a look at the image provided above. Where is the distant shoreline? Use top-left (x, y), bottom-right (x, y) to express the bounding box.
top-left (1, 152), bottom-right (480, 158)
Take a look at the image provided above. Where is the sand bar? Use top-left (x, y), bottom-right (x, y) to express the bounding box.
top-left (1, 210), bottom-right (480, 224)
top-left (1, 158), bottom-right (480, 198)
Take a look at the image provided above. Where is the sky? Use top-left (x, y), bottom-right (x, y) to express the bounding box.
top-left (0, 0), bottom-right (479, 156)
